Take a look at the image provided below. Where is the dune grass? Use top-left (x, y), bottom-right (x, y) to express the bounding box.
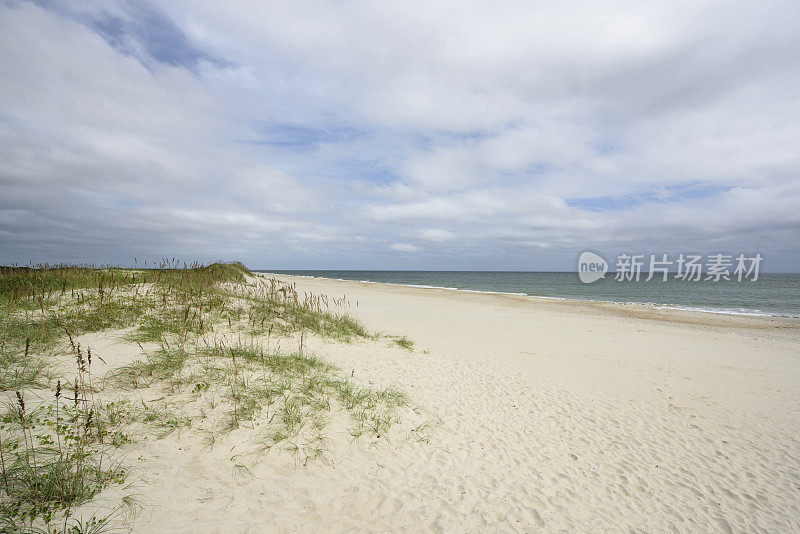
top-left (211, 344), bottom-right (406, 450)
top-left (392, 336), bottom-right (414, 351)
top-left (0, 344), bottom-right (127, 533)
top-left (1, 260), bottom-right (416, 530)
top-left (108, 340), bottom-right (408, 464)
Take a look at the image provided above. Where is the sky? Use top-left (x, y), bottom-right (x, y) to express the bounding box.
top-left (1, 1), bottom-right (799, 271)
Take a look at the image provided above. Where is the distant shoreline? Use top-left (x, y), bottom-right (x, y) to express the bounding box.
top-left (256, 270), bottom-right (800, 323)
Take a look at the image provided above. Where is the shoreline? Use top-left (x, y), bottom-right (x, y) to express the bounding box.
top-left (257, 271), bottom-right (800, 329)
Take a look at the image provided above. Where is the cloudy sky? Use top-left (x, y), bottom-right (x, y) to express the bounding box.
top-left (1, 1), bottom-right (799, 270)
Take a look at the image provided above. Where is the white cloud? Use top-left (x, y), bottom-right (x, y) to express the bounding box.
top-left (391, 243), bottom-right (421, 253)
top-left (1, 0), bottom-right (799, 270)
top-left (418, 229), bottom-right (456, 242)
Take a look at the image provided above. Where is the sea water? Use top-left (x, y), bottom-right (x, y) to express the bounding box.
top-left (257, 271), bottom-right (800, 318)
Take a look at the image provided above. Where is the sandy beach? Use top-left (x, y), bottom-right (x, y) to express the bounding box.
top-left (94, 272), bottom-right (798, 532)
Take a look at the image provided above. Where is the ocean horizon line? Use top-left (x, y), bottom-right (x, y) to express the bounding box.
top-left (260, 270), bottom-right (800, 319)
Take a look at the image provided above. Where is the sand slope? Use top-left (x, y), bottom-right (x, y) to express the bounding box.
top-left (90, 274), bottom-right (800, 532)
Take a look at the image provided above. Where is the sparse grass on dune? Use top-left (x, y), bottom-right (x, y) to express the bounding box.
top-left (0, 342), bottom-right (128, 533)
top-left (212, 344), bottom-right (407, 448)
top-left (0, 340), bottom-right (49, 392)
top-left (109, 340), bottom-right (409, 463)
top-left (108, 345), bottom-right (191, 391)
top-left (0, 260), bottom-right (422, 531)
top-left (392, 336), bottom-right (414, 351)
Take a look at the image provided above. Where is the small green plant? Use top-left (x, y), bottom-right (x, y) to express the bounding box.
top-left (141, 405), bottom-right (191, 437)
top-left (0, 338), bottom-right (49, 391)
top-left (0, 374), bottom-right (125, 531)
top-left (392, 336), bottom-right (414, 351)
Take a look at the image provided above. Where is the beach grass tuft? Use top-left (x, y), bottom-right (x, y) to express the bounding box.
top-left (392, 336), bottom-right (414, 351)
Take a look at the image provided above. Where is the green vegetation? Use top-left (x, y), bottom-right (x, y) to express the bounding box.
top-left (0, 339), bottom-right (49, 391)
top-left (0, 260), bottom-right (419, 531)
top-left (0, 344), bottom-right (128, 533)
top-left (392, 336), bottom-right (414, 351)
top-left (206, 344), bottom-right (406, 460)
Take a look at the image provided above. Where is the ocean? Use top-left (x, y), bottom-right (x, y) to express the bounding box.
top-left (257, 271), bottom-right (800, 318)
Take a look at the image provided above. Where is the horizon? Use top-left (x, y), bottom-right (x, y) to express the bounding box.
top-left (2, 263), bottom-right (796, 275)
top-left (1, 263), bottom-right (796, 275)
top-left (1, 1), bottom-right (799, 271)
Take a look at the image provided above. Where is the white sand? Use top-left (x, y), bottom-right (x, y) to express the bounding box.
top-left (81, 274), bottom-right (800, 532)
